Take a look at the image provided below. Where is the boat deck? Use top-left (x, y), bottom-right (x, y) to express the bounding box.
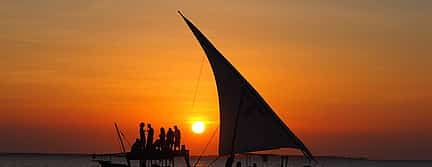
top-left (126, 150), bottom-right (190, 160)
top-left (126, 150), bottom-right (191, 167)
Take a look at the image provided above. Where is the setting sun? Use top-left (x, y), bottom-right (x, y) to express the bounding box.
top-left (1, 0), bottom-right (432, 162)
top-left (192, 121), bottom-right (205, 134)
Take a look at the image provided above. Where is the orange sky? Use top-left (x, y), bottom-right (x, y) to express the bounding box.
top-left (1, 0), bottom-right (431, 160)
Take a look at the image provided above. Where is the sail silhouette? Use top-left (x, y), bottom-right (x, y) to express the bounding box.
top-left (179, 12), bottom-right (314, 160)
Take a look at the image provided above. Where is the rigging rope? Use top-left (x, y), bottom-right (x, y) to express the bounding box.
top-left (119, 130), bottom-right (132, 147)
top-left (190, 56), bottom-right (205, 113)
top-left (193, 127), bottom-right (218, 167)
top-left (207, 155), bottom-right (221, 167)
top-left (190, 54), bottom-right (210, 167)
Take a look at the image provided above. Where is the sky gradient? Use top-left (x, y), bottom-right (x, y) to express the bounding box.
top-left (1, 0), bottom-right (431, 160)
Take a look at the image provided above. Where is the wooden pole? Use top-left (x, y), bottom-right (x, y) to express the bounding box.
top-left (114, 123), bottom-right (126, 153)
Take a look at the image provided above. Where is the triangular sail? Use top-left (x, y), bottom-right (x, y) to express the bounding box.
top-left (179, 12), bottom-right (314, 160)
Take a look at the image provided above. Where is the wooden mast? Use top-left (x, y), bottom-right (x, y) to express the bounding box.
top-left (115, 123), bottom-right (126, 153)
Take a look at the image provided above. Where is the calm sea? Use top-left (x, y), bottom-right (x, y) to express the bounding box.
top-left (0, 154), bottom-right (431, 167)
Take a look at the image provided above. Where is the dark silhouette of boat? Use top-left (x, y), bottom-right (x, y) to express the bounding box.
top-left (178, 11), bottom-right (315, 166)
top-left (96, 11), bottom-right (316, 167)
top-left (94, 150), bottom-right (191, 167)
top-left (96, 160), bottom-right (129, 167)
top-left (94, 123), bottom-right (191, 167)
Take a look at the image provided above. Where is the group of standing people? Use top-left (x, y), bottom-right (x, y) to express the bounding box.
top-left (131, 122), bottom-right (181, 152)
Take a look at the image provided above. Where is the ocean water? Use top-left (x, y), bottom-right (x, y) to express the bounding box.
top-left (0, 154), bottom-right (431, 167)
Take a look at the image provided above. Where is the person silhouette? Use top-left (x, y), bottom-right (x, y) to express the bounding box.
top-left (159, 127), bottom-right (166, 151)
top-left (153, 139), bottom-right (161, 151)
top-left (147, 124), bottom-right (154, 151)
top-left (167, 128), bottom-right (174, 150)
top-left (139, 122), bottom-right (146, 152)
top-left (174, 125), bottom-right (181, 151)
top-left (131, 138), bottom-right (142, 153)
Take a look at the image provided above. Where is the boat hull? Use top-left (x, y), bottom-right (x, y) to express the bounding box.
top-left (96, 160), bottom-right (128, 167)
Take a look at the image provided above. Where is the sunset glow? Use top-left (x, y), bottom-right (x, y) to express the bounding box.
top-left (0, 0), bottom-right (431, 160)
top-left (191, 121), bottom-right (205, 134)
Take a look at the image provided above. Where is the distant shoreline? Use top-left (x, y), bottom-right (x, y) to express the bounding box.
top-left (0, 152), bottom-right (430, 161)
top-left (0, 152), bottom-right (92, 157)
